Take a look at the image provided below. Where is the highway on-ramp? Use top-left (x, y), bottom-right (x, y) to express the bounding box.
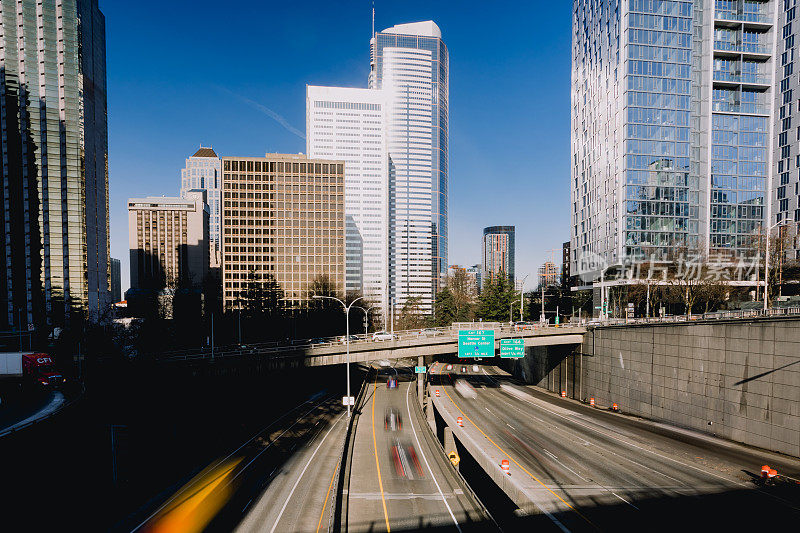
top-left (430, 363), bottom-right (800, 531)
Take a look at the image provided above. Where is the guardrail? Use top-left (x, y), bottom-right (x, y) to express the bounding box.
top-left (583, 306), bottom-right (800, 327)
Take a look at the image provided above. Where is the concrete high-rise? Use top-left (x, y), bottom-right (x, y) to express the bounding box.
top-left (0, 0), bottom-right (110, 328)
top-left (369, 21), bottom-right (449, 314)
top-left (181, 147), bottom-right (222, 267)
top-left (571, 1), bottom-right (777, 273)
top-left (306, 86), bottom-right (388, 320)
top-left (128, 191), bottom-right (210, 290)
top-left (219, 154), bottom-right (345, 309)
top-left (482, 226), bottom-right (515, 285)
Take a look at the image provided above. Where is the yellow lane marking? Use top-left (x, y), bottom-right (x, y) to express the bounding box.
top-left (316, 461), bottom-right (340, 533)
top-left (372, 373), bottom-right (391, 532)
top-left (439, 374), bottom-right (598, 529)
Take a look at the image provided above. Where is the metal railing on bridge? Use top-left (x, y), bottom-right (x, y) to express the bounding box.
top-left (579, 306), bottom-right (800, 327)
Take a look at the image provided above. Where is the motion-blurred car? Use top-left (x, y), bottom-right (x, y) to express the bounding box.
top-left (472, 365), bottom-right (479, 372)
top-left (445, 364), bottom-right (453, 371)
top-left (514, 321), bottom-right (534, 332)
top-left (387, 377), bottom-right (398, 389)
top-left (390, 440), bottom-right (425, 479)
top-left (460, 366), bottom-right (467, 373)
top-left (308, 338), bottom-right (328, 345)
top-left (337, 334), bottom-right (359, 344)
top-left (372, 331), bottom-right (396, 341)
top-left (417, 328), bottom-right (439, 337)
top-left (384, 408), bottom-right (403, 431)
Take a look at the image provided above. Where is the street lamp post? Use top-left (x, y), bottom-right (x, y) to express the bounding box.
top-left (313, 295), bottom-right (364, 417)
top-left (764, 220), bottom-right (789, 311)
top-left (355, 304), bottom-right (381, 334)
top-left (518, 274), bottom-right (530, 322)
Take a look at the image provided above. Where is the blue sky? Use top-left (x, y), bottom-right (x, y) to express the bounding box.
top-left (104, 1), bottom-right (572, 293)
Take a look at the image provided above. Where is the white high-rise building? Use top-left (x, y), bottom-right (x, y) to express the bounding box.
top-left (306, 86), bottom-right (389, 320)
top-left (370, 21), bottom-right (449, 314)
top-left (181, 147), bottom-right (221, 267)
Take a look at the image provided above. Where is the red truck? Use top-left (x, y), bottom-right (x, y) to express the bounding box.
top-left (0, 352), bottom-right (65, 387)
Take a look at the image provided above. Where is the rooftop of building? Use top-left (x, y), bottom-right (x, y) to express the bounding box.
top-left (381, 20), bottom-right (441, 39)
top-left (220, 153), bottom-right (345, 164)
top-left (484, 225), bottom-right (515, 234)
top-left (191, 146), bottom-right (218, 158)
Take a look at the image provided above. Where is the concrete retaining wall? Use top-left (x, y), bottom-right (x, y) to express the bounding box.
top-left (504, 317), bottom-right (800, 457)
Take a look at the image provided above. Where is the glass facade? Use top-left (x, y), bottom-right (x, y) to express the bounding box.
top-left (572, 0), bottom-right (775, 271)
top-left (370, 22), bottom-right (448, 313)
top-left (0, 0), bottom-right (109, 329)
top-left (774, 0), bottom-right (800, 258)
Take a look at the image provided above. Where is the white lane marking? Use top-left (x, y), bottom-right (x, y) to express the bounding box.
top-left (269, 411), bottom-right (346, 533)
top-left (543, 449), bottom-right (558, 460)
top-left (484, 372), bottom-right (687, 486)
top-left (506, 423), bottom-right (516, 430)
top-left (483, 369), bottom-right (743, 488)
top-left (405, 378), bottom-right (462, 532)
top-left (611, 491), bottom-right (639, 510)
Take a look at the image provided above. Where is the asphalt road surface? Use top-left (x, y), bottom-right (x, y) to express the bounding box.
top-left (430, 363), bottom-right (800, 532)
top-left (343, 363), bottom-right (494, 532)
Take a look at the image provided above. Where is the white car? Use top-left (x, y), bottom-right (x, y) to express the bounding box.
top-left (472, 365), bottom-right (479, 372)
top-left (372, 331), bottom-right (396, 341)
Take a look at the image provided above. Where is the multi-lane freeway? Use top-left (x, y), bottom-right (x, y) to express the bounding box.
top-left (342, 363), bottom-right (495, 532)
top-left (431, 363), bottom-right (800, 531)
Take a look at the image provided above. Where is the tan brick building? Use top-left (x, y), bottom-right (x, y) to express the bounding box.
top-left (221, 154), bottom-right (346, 308)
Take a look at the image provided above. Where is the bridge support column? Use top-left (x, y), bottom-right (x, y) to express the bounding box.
top-left (417, 355), bottom-right (424, 408)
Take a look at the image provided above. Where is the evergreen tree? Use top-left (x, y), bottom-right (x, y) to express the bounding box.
top-left (476, 273), bottom-right (518, 322)
top-left (433, 287), bottom-right (456, 326)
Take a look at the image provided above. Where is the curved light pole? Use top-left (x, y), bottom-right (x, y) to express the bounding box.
top-left (313, 295), bottom-right (364, 417)
top-left (354, 303), bottom-right (382, 334)
top-left (518, 274), bottom-right (530, 322)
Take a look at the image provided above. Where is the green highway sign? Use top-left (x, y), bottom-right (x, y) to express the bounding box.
top-left (500, 338), bottom-right (525, 358)
top-left (414, 366), bottom-right (426, 374)
top-left (458, 330), bottom-right (495, 358)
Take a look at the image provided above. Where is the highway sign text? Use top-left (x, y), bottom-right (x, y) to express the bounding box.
top-left (458, 330), bottom-right (495, 358)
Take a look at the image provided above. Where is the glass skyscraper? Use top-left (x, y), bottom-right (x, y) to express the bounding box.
top-left (482, 226), bottom-right (515, 286)
top-left (369, 21), bottom-right (448, 313)
top-left (571, 0), bottom-right (776, 272)
top-left (0, 0), bottom-right (110, 329)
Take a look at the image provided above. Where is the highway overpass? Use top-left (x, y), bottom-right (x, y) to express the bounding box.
top-left (159, 324), bottom-right (587, 369)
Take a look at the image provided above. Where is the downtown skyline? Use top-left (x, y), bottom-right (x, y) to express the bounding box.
top-left (104, 1), bottom-right (571, 295)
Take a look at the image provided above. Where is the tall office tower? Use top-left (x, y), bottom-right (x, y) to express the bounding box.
top-left (775, 1), bottom-right (800, 259)
top-left (181, 147), bottom-right (222, 267)
top-left (571, 1), bottom-right (776, 275)
top-left (0, 0), bottom-right (110, 329)
top-left (110, 258), bottom-right (121, 303)
top-left (220, 154), bottom-right (345, 309)
top-left (369, 21), bottom-right (449, 314)
top-left (128, 191), bottom-right (210, 290)
top-left (482, 226), bottom-right (515, 285)
top-left (306, 86), bottom-right (388, 321)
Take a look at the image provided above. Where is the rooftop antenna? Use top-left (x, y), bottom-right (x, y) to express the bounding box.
top-left (372, 1), bottom-right (375, 38)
